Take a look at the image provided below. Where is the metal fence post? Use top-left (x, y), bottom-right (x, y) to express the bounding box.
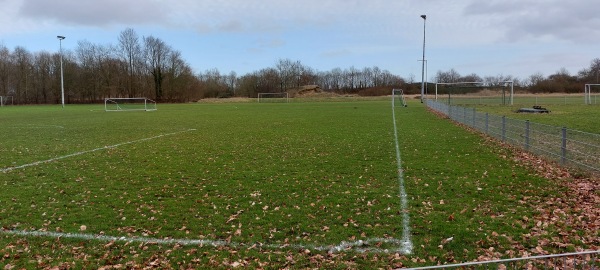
top-left (485, 113), bottom-right (489, 134)
top-left (472, 108), bottom-right (476, 129)
top-left (561, 127), bottom-right (567, 165)
top-left (502, 116), bottom-right (506, 142)
top-left (525, 120), bottom-right (530, 151)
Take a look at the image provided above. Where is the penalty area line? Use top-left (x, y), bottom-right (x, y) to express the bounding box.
top-left (391, 102), bottom-right (413, 254)
top-left (0, 229), bottom-right (412, 254)
top-left (0, 129), bottom-right (197, 173)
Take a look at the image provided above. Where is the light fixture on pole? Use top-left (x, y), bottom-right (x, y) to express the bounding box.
top-left (57, 35), bottom-right (65, 108)
top-left (420, 15), bottom-right (426, 103)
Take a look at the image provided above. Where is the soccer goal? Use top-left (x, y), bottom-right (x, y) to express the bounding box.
top-left (104, 98), bottom-right (157, 112)
top-left (435, 81), bottom-right (513, 105)
top-left (0, 96), bottom-right (13, 107)
top-left (392, 89), bottom-right (407, 107)
top-left (584, 84), bottom-right (600, 105)
top-left (257, 92), bottom-right (289, 103)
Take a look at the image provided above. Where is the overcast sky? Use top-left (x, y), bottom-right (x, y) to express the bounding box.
top-left (1, 0), bottom-right (599, 81)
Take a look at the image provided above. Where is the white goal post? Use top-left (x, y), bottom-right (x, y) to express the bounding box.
top-left (434, 81), bottom-right (514, 105)
top-left (392, 89), bottom-right (407, 107)
top-left (584, 84), bottom-right (600, 105)
top-left (257, 92), bottom-right (289, 103)
top-left (104, 98), bottom-right (157, 112)
top-left (0, 96), bottom-right (13, 107)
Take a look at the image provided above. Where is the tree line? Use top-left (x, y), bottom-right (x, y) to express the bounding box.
top-left (433, 60), bottom-right (600, 94)
top-left (1, 27), bottom-right (599, 104)
top-left (0, 28), bottom-right (199, 104)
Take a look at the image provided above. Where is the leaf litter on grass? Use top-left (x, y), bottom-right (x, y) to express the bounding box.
top-left (1, 102), bottom-right (598, 269)
top-left (428, 106), bottom-right (599, 263)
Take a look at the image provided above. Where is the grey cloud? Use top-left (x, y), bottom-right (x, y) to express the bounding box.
top-left (464, 0), bottom-right (600, 43)
top-left (217, 20), bottom-right (244, 32)
top-left (18, 0), bottom-right (168, 26)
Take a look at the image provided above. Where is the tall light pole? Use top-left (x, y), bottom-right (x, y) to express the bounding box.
top-left (425, 59), bottom-right (428, 96)
top-left (418, 59), bottom-right (428, 96)
top-left (420, 15), bottom-right (426, 103)
top-left (57, 35), bottom-right (65, 108)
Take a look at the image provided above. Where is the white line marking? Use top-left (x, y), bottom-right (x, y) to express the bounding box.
top-left (0, 229), bottom-right (409, 254)
top-left (1, 129), bottom-right (196, 173)
top-left (391, 102), bottom-right (413, 254)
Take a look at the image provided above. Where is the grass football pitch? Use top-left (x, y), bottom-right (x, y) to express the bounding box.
top-left (0, 100), bottom-right (594, 268)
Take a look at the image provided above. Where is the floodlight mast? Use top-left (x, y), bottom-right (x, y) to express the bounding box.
top-left (57, 35), bottom-right (66, 108)
top-left (420, 15), bottom-right (426, 103)
top-left (418, 59), bottom-right (428, 96)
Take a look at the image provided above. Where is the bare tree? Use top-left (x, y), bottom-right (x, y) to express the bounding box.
top-left (144, 35), bottom-right (171, 99)
top-left (578, 58), bottom-right (600, 83)
top-left (330, 68), bottom-right (342, 90)
top-left (460, 73), bottom-right (482, 83)
top-left (361, 66), bottom-right (373, 88)
top-left (118, 28), bottom-right (143, 97)
top-left (0, 46), bottom-right (10, 98)
top-left (236, 73), bottom-right (259, 97)
top-left (345, 66), bottom-right (359, 91)
top-left (276, 58), bottom-right (295, 91)
top-left (32, 52), bottom-right (55, 103)
top-left (10, 46), bottom-right (33, 104)
top-left (435, 68), bottom-right (461, 83)
top-left (226, 71), bottom-right (237, 96)
top-left (96, 44), bottom-right (121, 100)
top-left (372, 66), bottom-right (381, 87)
top-left (163, 50), bottom-right (196, 101)
top-left (257, 67), bottom-right (279, 94)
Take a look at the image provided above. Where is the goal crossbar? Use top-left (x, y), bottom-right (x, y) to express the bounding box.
top-left (435, 81), bottom-right (514, 105)
top-left (257, 92), bottom-right (289, 103)
top-left (104, 98), bottom-right (157, 111)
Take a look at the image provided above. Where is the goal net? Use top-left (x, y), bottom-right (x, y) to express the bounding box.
top-left (257, 92), bottom-right (289, 103)
top-left (435, 81), bottom-right (513, 106)
top-left (584, 84), bottom-right (600, 105)
top-left (392, 89), bottom-right (407, 107)
top-left (0, 96), bottom-right (13, 107)
top-left (104, 98), bottom-right (157, 111)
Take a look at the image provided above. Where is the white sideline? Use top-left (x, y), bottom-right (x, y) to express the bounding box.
top-left (392, 100), bottom-right (413, 254)
top-left (0, 229), bottom-right (410, 254)
top-left (1, 129), bottom-right (196, 173)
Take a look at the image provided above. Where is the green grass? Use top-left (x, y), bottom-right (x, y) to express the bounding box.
top-left (462, 103), bottom-right (600, 134)
top-left (396, 104), bottom-right (565, 263)
top-left (0, 100), bottom-right (591, 268)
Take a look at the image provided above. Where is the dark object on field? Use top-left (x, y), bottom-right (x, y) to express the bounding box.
top-left (516, 105), bottom-right (550, 113)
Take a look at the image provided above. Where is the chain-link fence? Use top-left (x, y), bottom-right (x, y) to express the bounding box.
top-left (426, 100), bottom-right (600, 173)
top-left (430, 94), bottom-right (600, 106)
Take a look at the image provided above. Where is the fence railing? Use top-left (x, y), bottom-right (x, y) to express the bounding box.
top-left (430, 94), bottom-right (600, 106)
top-left (404, 250), bottom-right (599, 269)
top-left (426, 100), bottom-right (600, 173)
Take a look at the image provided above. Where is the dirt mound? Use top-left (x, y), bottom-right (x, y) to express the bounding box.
top-left (288, 85), bottom-right (320, 96)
